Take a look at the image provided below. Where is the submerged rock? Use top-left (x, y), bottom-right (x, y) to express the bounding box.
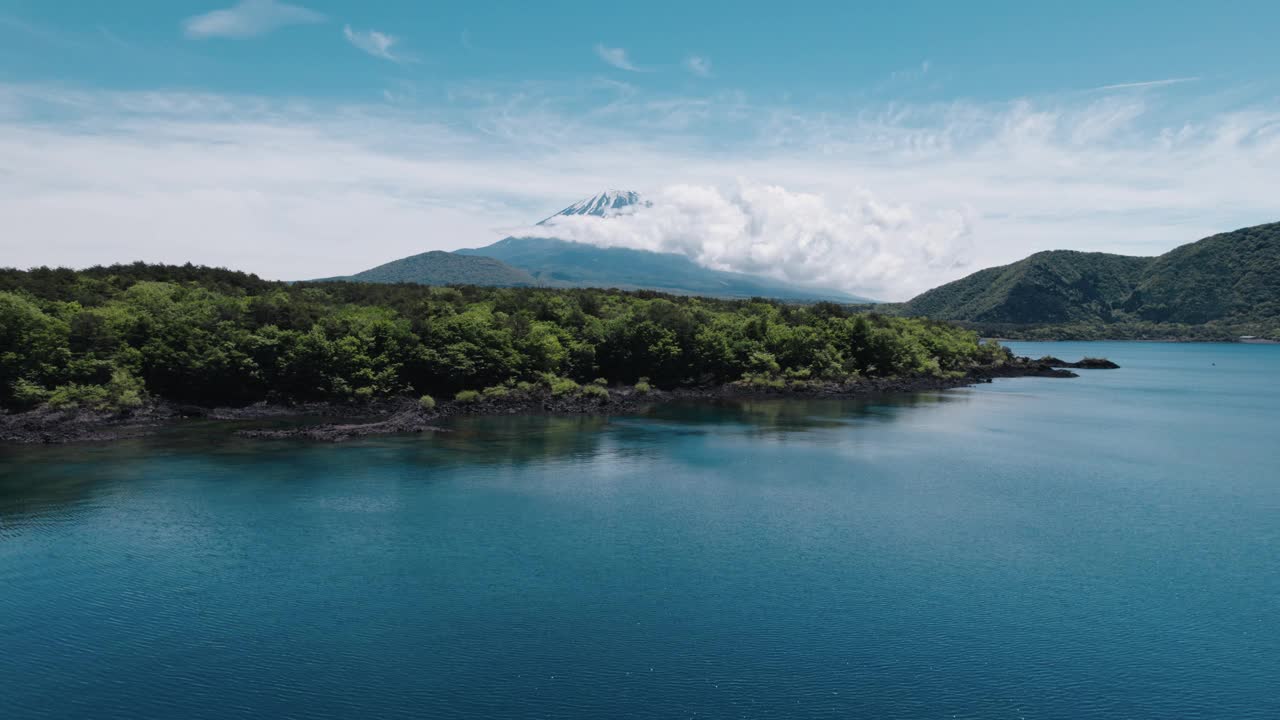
top-left (237, 409), bottom-right (444, 443)
top-left (1070, 357), bottom-right (1121, 369)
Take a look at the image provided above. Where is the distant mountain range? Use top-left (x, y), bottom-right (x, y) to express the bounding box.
top-left (455, 236), bottom-right (870, 302)
top-left (328, 191), bottom-right (873, 303)
top-left (323, 191), bottom-right (1278, 332)
top-left (895, 221), bottom-right (1280, 327)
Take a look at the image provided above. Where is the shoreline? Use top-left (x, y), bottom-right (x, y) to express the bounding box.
top-left (233, 369), bottom-right (1058, 443)
top-left (990, 337), bottom-right (1280, 344)
top-left (0, 358), bottom-right (1096, 445)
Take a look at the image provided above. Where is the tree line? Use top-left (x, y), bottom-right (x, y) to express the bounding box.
top-left (0, 263), bottom-right (1009, 412)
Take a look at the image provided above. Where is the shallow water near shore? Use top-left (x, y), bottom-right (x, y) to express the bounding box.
top-left (2, 342), bottom-right (1278, 719)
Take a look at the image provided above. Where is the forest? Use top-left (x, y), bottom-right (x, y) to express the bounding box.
top-left (0, 263), bottom-right (1008, 412)
top-left (890, 221), bottom-right (1280, 339)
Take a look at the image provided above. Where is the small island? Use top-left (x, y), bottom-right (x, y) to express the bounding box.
top-left (1, 264), bottom-right (1116, 444)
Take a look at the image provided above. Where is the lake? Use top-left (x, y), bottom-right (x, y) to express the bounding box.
top-left (1, 342), bottom-right (1277, 719)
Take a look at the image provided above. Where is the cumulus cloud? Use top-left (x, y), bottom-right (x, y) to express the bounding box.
top-left (343, 24), bottom-right (403, 62)
top-left (595, 44), bottom-right (642, 72)
top-left (183, 0), bottom-right (323, 39)
top-left (684, 55), bottom-right (712, 78)
top-left (529, 184), bottom-right (973, 298)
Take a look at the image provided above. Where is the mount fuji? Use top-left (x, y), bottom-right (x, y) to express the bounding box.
top-left (332, 191), bottom-right (874, 303)
top-left (537, 190), bottom-right (650, 224)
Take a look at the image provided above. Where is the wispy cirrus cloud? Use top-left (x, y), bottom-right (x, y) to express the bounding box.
top-left (343, 25), bottom-right (405, 62)
top-left (0, 13), bottom-right (70, 45)
top-left (684, 55), bottom-right (712, 78)
top-left (595, 44), bottom-right (643, 72)
top-left (183, 0), bottom-right (323, 39)
top-left (1097, 77), bottom-right (1200, 91)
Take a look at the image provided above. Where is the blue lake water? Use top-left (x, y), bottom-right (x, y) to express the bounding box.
top-left (1, 342), bottom-right (1277, 719)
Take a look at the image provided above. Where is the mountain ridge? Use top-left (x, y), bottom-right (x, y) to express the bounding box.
top-left (319, 251), bottom-right (536, 287)
top-left (456, 235), bottom-right (872, 302)
top-left (897, 221), bottom-right (1280, 330)
top-left (329, 191), bottom-right (875, 302)
top-left (316, 191), bottom-right (1278, 332)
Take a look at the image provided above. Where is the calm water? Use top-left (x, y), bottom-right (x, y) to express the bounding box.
top-left (1, 342), bottom-right (1277, 719)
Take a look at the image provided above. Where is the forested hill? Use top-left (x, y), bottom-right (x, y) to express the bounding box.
top-left (0, 263), bottom-right (1004, 413)
top-left (321, 251), bottom-right (537, 287)
top-left (1124, 222), bottom-right (1280, 324)
top-left (902, 251), bottom-right (1151, 324)
top-left (898, 221), bottom-right (1280, 338)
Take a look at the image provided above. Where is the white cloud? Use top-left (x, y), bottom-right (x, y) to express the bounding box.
top-left (685, 55), bottom-right (712, 78)
top-left (532, 183), bottom-right (973, 298)
top-left (1, 82), bottom-right (1277, 300)
top-left (183, 0), bottom-right (323, 39)
top-left (343, 24), bottom-right (403, 62)
top-left (595, 44), bottom-right (642, 72)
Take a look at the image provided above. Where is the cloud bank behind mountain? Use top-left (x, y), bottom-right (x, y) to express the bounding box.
top-left (526, 184), bottom-right (973, 299)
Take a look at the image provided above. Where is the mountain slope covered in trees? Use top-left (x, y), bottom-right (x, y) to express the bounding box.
top-left (322, 251), bottom-right (536, 287)
top-left (1122, 223), bottom-right (1280, 324)
top-left (902, 251), bottom-right (1151, 324)
top-left (898, 222), bottom-right (1280, 337)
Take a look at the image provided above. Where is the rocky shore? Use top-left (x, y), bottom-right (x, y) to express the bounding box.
top-left (0, 356), bottom-right (1113, 445)
top-left (0, 403), bottom-right (185, 445)
top-left (1038, 356), bottom-right (1122, 369)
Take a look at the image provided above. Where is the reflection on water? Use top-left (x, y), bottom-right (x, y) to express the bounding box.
top-left (645, 390), bottom-right (963, 430)
top-left (1, 392), bottom-right (968, 532)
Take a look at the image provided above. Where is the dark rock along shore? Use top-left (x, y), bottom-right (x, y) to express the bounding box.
top-left (0, 356), bottom-right (1117, 445)
top-left (1037, 356), bottom-right (1122, 369)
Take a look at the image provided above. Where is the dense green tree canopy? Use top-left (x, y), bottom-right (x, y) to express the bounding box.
top-left (0, 263), bottom-right (1005, 412)
top-left (893, 221), bottom-right (1280, 339)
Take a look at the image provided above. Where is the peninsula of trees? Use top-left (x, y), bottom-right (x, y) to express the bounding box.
top-left (1, 263), bottom-right (1012, 415)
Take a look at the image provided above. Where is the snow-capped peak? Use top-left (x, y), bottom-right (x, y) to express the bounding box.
top-left (539, 190), bottom-right (648, 224)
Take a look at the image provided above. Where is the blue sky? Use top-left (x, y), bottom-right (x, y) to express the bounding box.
top-left (2, 0), bottom-right (1278, 298)
top-left (3, 1), bottom-right (1274, 100)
